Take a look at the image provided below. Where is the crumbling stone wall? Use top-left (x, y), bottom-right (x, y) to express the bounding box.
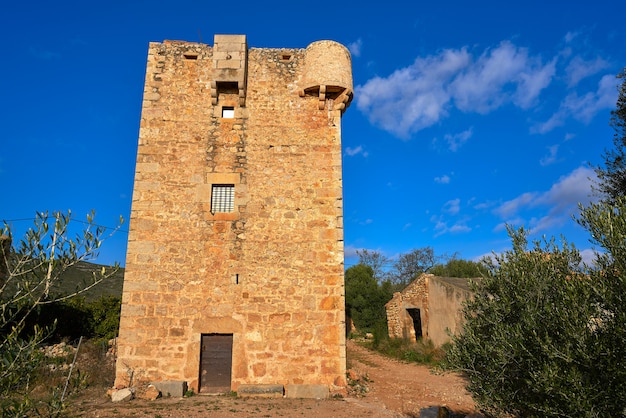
top-left (385, 274), bottom-right (476, 346)
top-left (385, 274), bottom-right (430, 340)
top-left (115, 35), bottom-right (352, 395)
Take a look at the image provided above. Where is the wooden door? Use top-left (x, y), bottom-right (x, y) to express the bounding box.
top-left (199, 334), bottom-right (233, 393)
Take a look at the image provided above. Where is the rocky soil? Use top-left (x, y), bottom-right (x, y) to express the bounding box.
top-left (68, 340), bottom-right (479, 417)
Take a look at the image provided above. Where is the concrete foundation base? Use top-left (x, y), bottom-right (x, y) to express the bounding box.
top-left (285, 384), bottom-right (329, 399)
top-left (237, 384), bottom-right (284, 398)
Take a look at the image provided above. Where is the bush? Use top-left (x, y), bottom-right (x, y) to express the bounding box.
top-left (345, 264), bottom-right (392, 333)
top-left (19, 296), bottom-right (121, 343)
top-left (446, 211), bottom-right (626, 417)
top-left (369, 335), bottom-right (446, 366)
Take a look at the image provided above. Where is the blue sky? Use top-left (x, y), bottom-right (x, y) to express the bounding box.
top-left (1, 0), bottom-right (624, 268)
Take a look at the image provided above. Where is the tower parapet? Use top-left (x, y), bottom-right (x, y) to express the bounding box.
top-left (300, 40), bottom-right (353, 112)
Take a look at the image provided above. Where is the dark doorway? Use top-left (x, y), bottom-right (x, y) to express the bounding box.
top-left (199, 334), bottom-right (233, 393)
top-left (406, 308), bottom-right (422, 340)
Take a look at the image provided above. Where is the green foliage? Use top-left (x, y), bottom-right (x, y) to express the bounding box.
top-left (88, 295), bottom-right (121, 342)
top-left (0, 211), bottom-right (122, 416)
top-left (446, 217), bottom-right (626, 417)
top-left (370, 336), bottom-right (446, 366)
top-left (430, 258), bottom-right (487, 278)
top-left (345, 264), bottom-right (392, 333)
top-left (21, 295), bottom-right (122, 343)
top-left (594, 68), bottom-right (626, 203)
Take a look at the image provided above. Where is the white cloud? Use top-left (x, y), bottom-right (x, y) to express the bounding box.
top-left (450, 41), bottom-right (555, 113)
top-left (344, 245), bottom-right (360, 258)
top-left (356, 41), bottom-right (555, 138)
top-left (540, 144), bottom-right (560, 166)
top-left (356, 48), bottom-right (470, 138)
top-left (534, 74), bottom-right (618, 134)
top-left (444, 127), bottom-right (473, 151)
top-left (345, 145), bottom-right (368, 157)
top-left (492, 166), bottom-right (598, 233)
top-left (443, 198), bottom-right (461, 215)
top-left (348, 39), bottom-right (363, 58)
top-left (579, 248), bottom-right (596, 266)
top-left (434, 174), bottom-right (451, 184)
top-left (565, 56), bottom-right (610, 87)
top-left (432, 216), bottom-right (472, 237)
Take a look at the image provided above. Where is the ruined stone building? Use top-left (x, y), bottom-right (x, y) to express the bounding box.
top-left (385, 274), bottom-right (477, 346)
top-left (115, 35), bottom-right (352, 397)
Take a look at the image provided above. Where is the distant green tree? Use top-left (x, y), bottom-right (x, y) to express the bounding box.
top-left (390, 247), bottom-right (436, 286)
top-left (447, 206), bottom-right (626, 416)
top-left (594, 68), bottom-right (626, 203)
top-left (0, 211), bottom-right (121, 416)
top-left (430, 258), bottom-right (487, 278)
top-left (356, 249), bottom-right (389, 282)
top-left (345, 264), bottom-right (392, 333)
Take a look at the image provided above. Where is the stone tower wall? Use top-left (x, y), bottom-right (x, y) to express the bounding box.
top-left (115, 35), bottom-right (352, 394)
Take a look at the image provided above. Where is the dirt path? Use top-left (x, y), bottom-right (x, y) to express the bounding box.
top-left (345, 340), bottom-right (477, 417)
top-left (70, 341), bottom-right (478, 417)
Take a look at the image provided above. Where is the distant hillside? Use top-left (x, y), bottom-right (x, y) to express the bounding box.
top-left (55, 261), bottom-right (125, 302)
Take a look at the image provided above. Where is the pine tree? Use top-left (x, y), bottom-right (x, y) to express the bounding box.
top-left (594, 68), bottom-right (626, 203)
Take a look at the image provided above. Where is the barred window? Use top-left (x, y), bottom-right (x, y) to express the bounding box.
top-left (211, 184), bottom-right (234, 213)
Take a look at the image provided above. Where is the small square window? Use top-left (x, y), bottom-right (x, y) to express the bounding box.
top-left (222, 106), bottom-right (235, 118)
top-left (211, 184), bottom-right (235, 213)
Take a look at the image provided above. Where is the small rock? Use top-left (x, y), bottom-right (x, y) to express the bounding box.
top-left (111, 388), bottom-right (134, 403)
top-left (138, 384), bottom-right (161, 400)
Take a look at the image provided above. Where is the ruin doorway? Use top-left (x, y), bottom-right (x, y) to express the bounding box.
top-left (199, 334), bottom-right (233, 393)
top-left (406, 308), bottom-right (422, 341)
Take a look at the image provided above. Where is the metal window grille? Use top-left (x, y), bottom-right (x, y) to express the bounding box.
top-left (211, 184), bottom-right (235, 213)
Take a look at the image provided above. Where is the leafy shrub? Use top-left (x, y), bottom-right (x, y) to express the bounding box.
top-left (345, 264), bottom-right (392, 333)
top-left (368, 335), bottom-right (447, 366)
top-left (446, 205), bottom-right (626, 417)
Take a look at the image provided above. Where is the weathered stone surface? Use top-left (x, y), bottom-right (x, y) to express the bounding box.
top-left (111, 388), bottom-right (134, 402)
top-left (285, 384), bottom-right (329, 399)
top-left (237, 384), bottom-right (284, 398)
top-left (115, 34), bottom-right (351, 394)
top-left (137, 384), bottom-right (161, 400)
top-left (152, 381), bottom-right (187, 398)
top-left (385, 273), bottom-right (478, 346)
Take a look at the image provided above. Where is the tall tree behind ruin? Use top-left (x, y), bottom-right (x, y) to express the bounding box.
top-left (594, 68), bottom-right (626, 203)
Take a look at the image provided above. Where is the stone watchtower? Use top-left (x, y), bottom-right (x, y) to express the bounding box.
top-left (114, 35), bottom-right (353, 397)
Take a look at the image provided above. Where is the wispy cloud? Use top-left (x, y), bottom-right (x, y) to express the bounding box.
top-left (444, 128), bottom-right (473, 151)
top-left (356, 35), bottom-right (615, 139)
top-left (443, 198), bottom-right (461, 215)
top-left (356, 41), bottom-right (555, 138)
top-left (492, 166), bottom-right (597, 233)
top-left (345, 145), bottom-right (369, 157)
top-left (533, 74), bottom-right (618, 133)
top-left (432, 215), bottom-right (472, 237)
top-left (565, 56), bottom-right (610, 87)
top-left (348, 38), bottom-right (363, 58)
top-left (540, 144), bottom-right (560, 166)
top-left (434, 174), bottom-right (451, 184)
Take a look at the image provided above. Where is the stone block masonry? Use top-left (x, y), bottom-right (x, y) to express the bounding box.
top-left (115, 34), bottom-right (353, 397)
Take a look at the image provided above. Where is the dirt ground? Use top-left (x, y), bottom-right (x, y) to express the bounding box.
top-left (69, 340), bottom-right (478, 417)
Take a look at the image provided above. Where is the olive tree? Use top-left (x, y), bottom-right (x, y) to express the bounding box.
top-left (0, 211), bottom-right (121, 415)
top-left (594, 68), bottom-right (626, 203)
top-left (447, 200), bottom-right (626, 417)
